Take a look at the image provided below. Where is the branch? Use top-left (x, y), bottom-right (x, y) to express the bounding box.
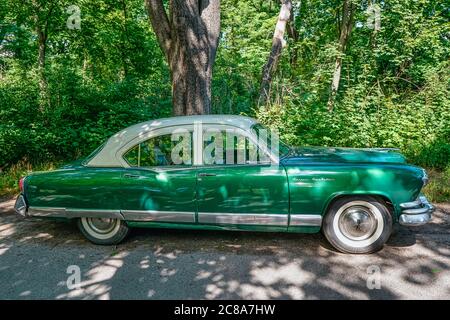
top-left (145, 0), bottom-right (172, 59)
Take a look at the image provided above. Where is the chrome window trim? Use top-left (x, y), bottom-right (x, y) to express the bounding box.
top-left (117, 124), bottom-right (195, 168)
top-left (86, 115), bottom-right (259, 167)
top-left (194, 121), bottom-right (203, 165)
top-left (199, 123), bottom-right (279, 165)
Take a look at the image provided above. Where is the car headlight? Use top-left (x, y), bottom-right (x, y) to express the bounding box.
top-left (422, 169), bottom-right (429, 186)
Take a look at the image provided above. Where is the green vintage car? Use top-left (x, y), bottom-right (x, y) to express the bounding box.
top-left (14, 115), bottom-right (433, 253)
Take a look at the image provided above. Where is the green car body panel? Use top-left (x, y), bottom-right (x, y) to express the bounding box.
top-left (282, 147), bottom-right (424, 222)
top-left (17, 115), bottom-right (428, 235)
top-left (22, 151), bottom-right (424, 233)
top-left (120, 167), bottom-right (197, 215)
top-left (25, 167), bottom-right (123, 210)
top-left (196, 164), bottom-right (289, 216)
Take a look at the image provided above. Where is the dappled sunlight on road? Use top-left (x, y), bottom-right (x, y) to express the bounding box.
top-left (55, 251), bottom-right (129, 300)
top-left (0, 197), bottom-right (449, 299)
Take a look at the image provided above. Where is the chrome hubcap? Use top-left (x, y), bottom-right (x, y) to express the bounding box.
top-left (338, 206), bottom-right (377, 241)
top-left (86, 218), bottom-right (117, 234)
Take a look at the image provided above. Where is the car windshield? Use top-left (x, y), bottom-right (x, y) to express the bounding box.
top-left (251, 123), bottom-right (291, 159)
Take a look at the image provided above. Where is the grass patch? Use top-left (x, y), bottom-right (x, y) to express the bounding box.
top-left (0, 161), bottom-right (62, 197)
top-left (423, 167), bottom-right (450, 203)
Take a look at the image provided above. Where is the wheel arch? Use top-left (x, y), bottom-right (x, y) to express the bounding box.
top-left (322, 192), bottom-right (397, 220)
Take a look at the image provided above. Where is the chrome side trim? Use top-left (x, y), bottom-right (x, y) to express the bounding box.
top-left (121, 210), bottom-right (194, 223)
top-left (28, 207), bottom-right (123, 219)
top-left (28, 207), bottom-right (66, 217)
top-left (290, 214), bottom-right (322, 227)
top-left (198, 212), bottom-right (288, 226)
top-left (361, 148), bottom-right (400, 152)
top-left (66, 209), bottom-right (123, 219)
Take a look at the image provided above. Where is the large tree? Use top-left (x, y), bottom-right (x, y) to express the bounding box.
top-left (146, 0), bottom-right (220, 115)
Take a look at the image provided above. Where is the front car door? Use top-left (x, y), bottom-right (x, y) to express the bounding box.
top-left (119, 125), bottom-right (197, 223)
top-left (196, 124), bottom-right (289, 231)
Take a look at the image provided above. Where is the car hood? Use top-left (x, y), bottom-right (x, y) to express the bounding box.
top-left (281, 146), bottom-right (406, 164)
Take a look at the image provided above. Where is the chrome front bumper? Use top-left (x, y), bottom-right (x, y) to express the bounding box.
top-left (399, 195), bottom-right (434, 226)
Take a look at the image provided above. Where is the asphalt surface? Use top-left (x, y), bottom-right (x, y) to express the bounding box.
top-left (0, 196), bottom-right (449, 300)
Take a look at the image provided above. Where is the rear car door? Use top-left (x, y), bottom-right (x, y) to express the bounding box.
top-left (119, 125), bottom-right (197, 223)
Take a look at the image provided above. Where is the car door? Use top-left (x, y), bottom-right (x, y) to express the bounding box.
top-left (119, 125), bottom-right (197, 223)
top-left (196, 124), bottom-right (289, 231)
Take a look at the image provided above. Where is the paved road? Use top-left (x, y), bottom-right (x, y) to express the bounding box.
top-left (0, 196), bottom-right (449, 299)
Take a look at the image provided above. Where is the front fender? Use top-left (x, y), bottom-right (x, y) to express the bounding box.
top-left (285, 163), bottom-right (424, 220)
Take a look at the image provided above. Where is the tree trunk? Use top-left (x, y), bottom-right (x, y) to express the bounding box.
top-left (327, 0), bottom-right (355, 112)
top-left (31, 0), bottom-right (55, 110)
top-left (286, 0), bottom-right (299, 67)
top-left (259, 0), bottom-right (293, 107)
top-left (146, 0), bottom-right (220, 115)
top-left (36, 26), bottom-right (47, 97)
top-left (35, 22), bottom-right (50, 111)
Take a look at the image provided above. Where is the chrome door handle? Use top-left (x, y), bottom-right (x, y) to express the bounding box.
top-left (198, 173), bottom-right (217, 177)
top-left (124, 173), bottom-right (140, 178)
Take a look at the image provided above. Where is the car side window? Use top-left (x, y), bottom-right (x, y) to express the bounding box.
top-left (202, 129), bottom-right (269, 165)
top-left (124, 132), bottom-right (193, 167)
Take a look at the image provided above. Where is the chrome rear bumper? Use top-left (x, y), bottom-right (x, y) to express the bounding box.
top-left (14, 194), bottom-right (27, 217)
top-left (399, 195), bottom-right (434, 226)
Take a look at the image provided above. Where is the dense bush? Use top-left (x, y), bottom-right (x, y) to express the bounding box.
top-left (252, 0), bottom-right (450, 170)
top-left (0, 0), bottom-right (449, 174)
top-left (0, 67), bottom-right (171, 167)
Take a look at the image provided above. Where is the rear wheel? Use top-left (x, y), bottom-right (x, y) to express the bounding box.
top-left (323, 196), bottom-right (392, 254)
top-left (77, 217), bottom-right (130, 245)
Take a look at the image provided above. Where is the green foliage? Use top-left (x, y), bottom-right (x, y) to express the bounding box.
top-left (254, 0), bottom-right (450, 171)
top-left (423, 167), bottom-right (450, 203)
top-left (0, 0), bottom-right (449, 197)
top-left (0, 161), bottom-right (62, 197)
top-left (0, 0), bottom-right (171, 168)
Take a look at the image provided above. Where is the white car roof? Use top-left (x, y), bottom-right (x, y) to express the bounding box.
top-left (86, 115), bottom-right (259, 167)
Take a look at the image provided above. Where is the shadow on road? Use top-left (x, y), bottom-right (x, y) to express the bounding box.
top-left (0, 197), bottom-right (449, 299)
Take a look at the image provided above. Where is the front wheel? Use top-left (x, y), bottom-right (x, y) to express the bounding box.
top-left (323, 196), bottom-right (392, 254)
top-left (77, 217), bottom-right (130, 245)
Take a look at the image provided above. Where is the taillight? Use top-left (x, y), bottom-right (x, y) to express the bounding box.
top-left (19, 177), bottom-right (25, 193)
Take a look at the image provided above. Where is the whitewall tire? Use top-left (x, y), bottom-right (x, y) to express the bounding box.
top-left (323, 196), bottom-right (392, 254)
top-left (77, 217), bottom-right (130, 245)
